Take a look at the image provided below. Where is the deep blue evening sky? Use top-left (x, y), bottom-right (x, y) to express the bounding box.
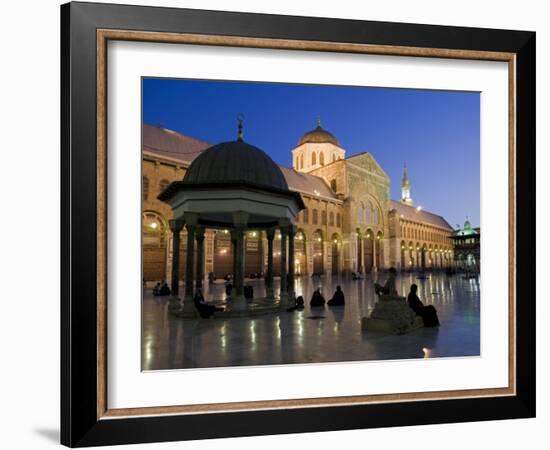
top-left (143, 78), bottom-right (480, 229)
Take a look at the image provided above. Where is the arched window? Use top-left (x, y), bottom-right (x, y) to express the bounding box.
top-left (311, 152), bottom-right (317, 165)
top-left (321, 210), bottom-right (327, 225)
top-left (142, 211), bottom-right (166, 247)
top-left (332, 154), bottom-right (336, 162)
top-left (303, 209), bottom-right (309, 224)
top-left (373, 207), bottom-right (379, 225)
top-left (142, 176), bottom-right (149, 200)
top-left (329, 211), bottom-right (334, 226)
top-left (320, 152), bottom-right (325, 166)
top-left (336, 213), bottom-right (341, 227)
top-left (300, 154), bottom-right (304, 169)
top-left (365, 203), bottom-right (372, 223)
top-left (312, 209), bottom-right (318, 225)
top-left (330, 179), bottom-right (337, 192)
top-left (159, 178), bottom-right (170, 193)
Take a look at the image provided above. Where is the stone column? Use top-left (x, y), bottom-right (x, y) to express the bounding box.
top-left (265, 228), bottom-right (275, 298)
top-left (372, 236), bottom-right (378, 273)
top-left (205, 231), bottom-right (215, 276)
top-left (287, 224), bottom-right (297, 302)
top-left (195, 226), bottom-right (205, 291)
top-left (168, 219), bottom-right (184, 313)
top-left (279, 227), bottom-right (288, 305)
top-left (231, 212), bottom-right (248, 309)
top-left (356, 230), bottom-right (362, 273)
top-left (183, 223), bottom-right (196, 309)
top-left (230, 226), bottom-right (245, 306)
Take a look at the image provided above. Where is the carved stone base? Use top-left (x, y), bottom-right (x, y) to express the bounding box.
top-left (362, 294), bottom-right (423, 334)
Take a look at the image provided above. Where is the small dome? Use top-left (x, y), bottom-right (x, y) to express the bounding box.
top-left (464, 220), bottom-right (472, 230)
top-left (183, 139), bottom-right (288, 191)
top-left (298, 121), bottom-right (340, 146)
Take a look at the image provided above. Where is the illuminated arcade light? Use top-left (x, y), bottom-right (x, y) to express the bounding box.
top-left (149, 222), bottom-right (158, 230)
top-left (317, 237), bottom-right (322, 242)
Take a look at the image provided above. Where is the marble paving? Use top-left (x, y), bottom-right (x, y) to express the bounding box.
top-left (142, 272), bottom-right (480, 370)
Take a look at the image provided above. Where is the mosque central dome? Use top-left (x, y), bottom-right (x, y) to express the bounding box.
top-left (183, 139), bottom-right (288, 191)
top-left (298, 119), bottom-right (340, 146)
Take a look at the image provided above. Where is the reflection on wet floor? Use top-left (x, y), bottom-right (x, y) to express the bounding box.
top-left (142, 272), bottom-right (480, 370)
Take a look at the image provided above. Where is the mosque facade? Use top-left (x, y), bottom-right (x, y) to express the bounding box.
top-left (142, 122), bottom-right (455, 283)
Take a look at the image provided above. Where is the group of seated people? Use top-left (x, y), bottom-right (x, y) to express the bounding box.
top-left (375, 267), bottom-right (439, 327)
top-left (310, 285), bottom-right (345, 307)
top-left (152, 280), bottom-right (171, 296)
top-left (287, 286), bottom-right (345, 311)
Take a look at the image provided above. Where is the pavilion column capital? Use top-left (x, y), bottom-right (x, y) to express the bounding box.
top-left (195, 226), bottom-right (205, 241)
top-left (232, 211), bottom-right (249, 227)
top-left (168, 219), bottom-right (185, 234)
top-left (285, 224), bottom-right (297, 237)
top-left (265, 227), bottom-right (276, 241)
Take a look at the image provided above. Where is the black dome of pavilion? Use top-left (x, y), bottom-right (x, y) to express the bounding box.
top-left (183, 139), bottom-right (288, 191)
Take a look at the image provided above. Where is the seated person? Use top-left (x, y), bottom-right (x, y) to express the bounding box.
top-left (310, 288), bottom-right (326, 307)
top-left (407, 284), bottom-right (440, 327)
top-left (159, 280), bottom-right (171, 296)
top-left (152, 282), bottom-right (161, 296)
top-left (193, 289), bottom-right (224, 318)
top-left (374, 267), bottom-right (398, 296)
top-left (286, 295), bottom-right (305, 312)
top-left (327, 285), bottom-right (345, 306)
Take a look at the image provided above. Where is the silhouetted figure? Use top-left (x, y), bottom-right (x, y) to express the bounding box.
top-left (161, 281), bottom-right (170, 296)
top-left (152, 282), bottom-right (161, 296)
top-left (310, 288), bottom-right (326, 307)
top-left (374, 268), bottom-right (398, 296)
top-left (244, 284), bottom-right (254, 299)
top-left (193, 289), bottom-right (224, 318)
top-left (407, 284), bottom-right (440, 327)
top-left (328, 285), bottom-right (345, 306)
top-left (287, 295), bottom-right (305, 312)
top-left (208, 271), bottom-right (215, 284)
top-left (225, 282), bottom-right (233, 297)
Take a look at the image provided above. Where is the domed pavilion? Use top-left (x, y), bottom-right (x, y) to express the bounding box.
top-left (158, 119), bottom-right (305, 316)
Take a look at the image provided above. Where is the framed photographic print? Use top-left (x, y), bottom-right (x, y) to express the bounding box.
top-left (61, 1), bottom-right (536, 447)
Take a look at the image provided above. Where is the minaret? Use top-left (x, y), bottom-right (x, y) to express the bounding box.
top-left (401, 164), bottom-right (413, 206)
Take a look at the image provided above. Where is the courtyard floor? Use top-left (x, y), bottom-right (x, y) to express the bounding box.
top-left (142, 272), bottom-right (480, 370)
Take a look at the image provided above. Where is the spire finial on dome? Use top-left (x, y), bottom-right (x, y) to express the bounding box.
top-left (237, 113), bottom-right (244, 141)
top-left (317, 116), bottom-right (321, 128)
